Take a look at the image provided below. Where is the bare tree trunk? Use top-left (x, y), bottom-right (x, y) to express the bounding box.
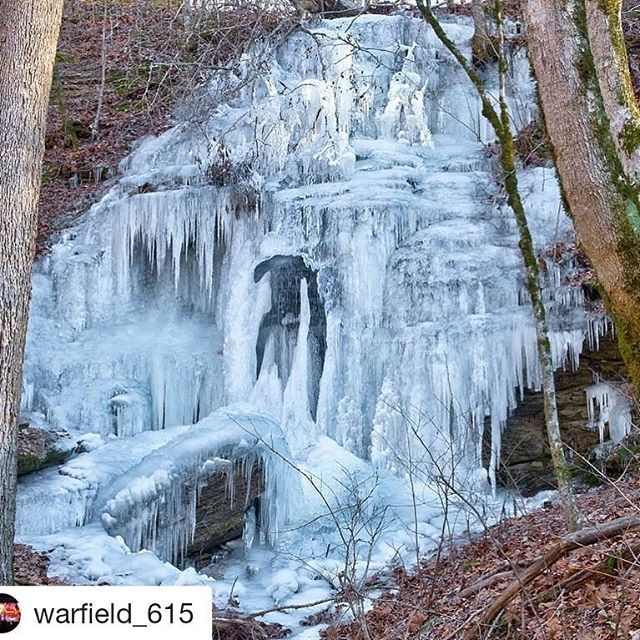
top-left (522, 0), bottom-right (640, 390)
top-left (471, 0), bottom-right (495, 68)
top-left (0, 0), bottom-right (64, 584)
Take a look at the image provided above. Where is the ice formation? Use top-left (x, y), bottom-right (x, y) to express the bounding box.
top-left (16, 424), bottom-right (193, 537)
top-left (586, 381), bottom-right (633, 444)
top-left (16, 13), bottom-right (610, 607)
top-left (100, 409), bottom-right (295, 565)
top-left (16, 409), bottom-right (294, 564)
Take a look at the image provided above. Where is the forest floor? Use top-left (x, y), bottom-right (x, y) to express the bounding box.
top-left (325, 472), bottom-right (640, 640)
top-left (13, 544), bottom-right (67, 586)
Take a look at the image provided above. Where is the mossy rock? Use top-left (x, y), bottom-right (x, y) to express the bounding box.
top-left (17, 425), bottom-right (76, 476)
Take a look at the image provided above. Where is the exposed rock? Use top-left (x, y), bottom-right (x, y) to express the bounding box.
top-left (595, 430), bottom-right (640, 478)
top-left (187, 460), bottom-right (264, 568)
top-left (294, 0), bottom-right (362, 17)
top-left (17, 422), bottom-right (76, 476)
top-left (485, 336), bottom-right (628, 495)
top-left (255, 255), bottom-right (326, 419)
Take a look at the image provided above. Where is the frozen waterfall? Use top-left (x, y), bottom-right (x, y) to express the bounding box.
top-left (16, 13), bottom-right (611, 602)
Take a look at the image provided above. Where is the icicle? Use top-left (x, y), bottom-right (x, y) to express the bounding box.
top-left (280, 279), bottom-right (315, 455)
top-left (586, 381), bottom-right (632, 444)
top-left (243, 505), bottom-right (257, 553)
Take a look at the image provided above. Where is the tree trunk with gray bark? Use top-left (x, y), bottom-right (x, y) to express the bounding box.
top-left (0, 0), bottom-right (64, 584)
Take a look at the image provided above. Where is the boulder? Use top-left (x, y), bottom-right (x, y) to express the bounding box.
top-left (187, 459), bottom-right (264, 568)
top-left (17, 421), bottom-right (76, 476)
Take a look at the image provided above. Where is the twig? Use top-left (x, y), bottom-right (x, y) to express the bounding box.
top-left (91, 0), bottom-right (108, 140)
top-left (458, 569), bottom-right (516, 598)
top-left (463, 514), bottom-right (640, 639)
top-left (246, 596), bottom-right (336, 619)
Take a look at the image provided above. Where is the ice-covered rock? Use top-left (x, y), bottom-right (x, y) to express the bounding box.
top-left (267, 569), bottom-right (300, 604)
top-left (100, 409), bottom-right (296, 565)
top-left (586, 380), bottom-right (633, 444)
top-left (17, 416), bottom-right (76, 476)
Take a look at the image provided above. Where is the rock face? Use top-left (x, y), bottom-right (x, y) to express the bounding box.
top-left (17, 423), bottom-right (75, 476)
top-left (187, 460), bottom-right (264, 568)
top-left (487, 336), bottom-right (628, 495)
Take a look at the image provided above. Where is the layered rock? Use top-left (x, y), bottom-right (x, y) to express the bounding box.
top-left (188, 460), bottom-right (264, 568)
top-left (490, 335), bottom-right (628, 494)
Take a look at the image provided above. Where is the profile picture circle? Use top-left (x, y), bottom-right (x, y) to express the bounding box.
top-left (0, 594), bottom-right (20, 633)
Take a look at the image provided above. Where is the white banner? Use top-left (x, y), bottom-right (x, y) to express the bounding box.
top-left (0, 586), bottom-right (212, 639)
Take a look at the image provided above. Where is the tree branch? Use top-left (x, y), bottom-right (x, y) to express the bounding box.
top-left (463, 514), bottom-right (640, 639)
